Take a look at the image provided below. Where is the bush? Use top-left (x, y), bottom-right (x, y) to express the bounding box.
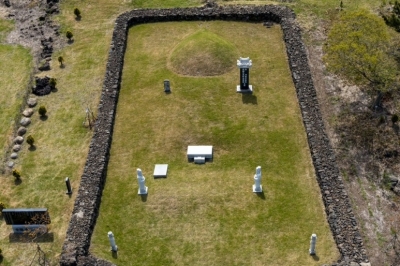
top-left (66, 30), bottom-right (73, 41)
top-left (58, 56), bottom-right (64, 66)
top-left (0, 202), bottom-right (5, 212)
top-left (392, 114), bottom-right (399, 124)
top-left (49, 78), bottom-right (57, 88)
top-left (74, 8), bottom-right (81, 18)
top-left (27, 135), bottom-right (34, 146)
top-left (0, 248), bottom-right (2, 259)
top-left (38, 105), bottom-right (47, 117)
top-left (12, 169), bottom-right (21, 180)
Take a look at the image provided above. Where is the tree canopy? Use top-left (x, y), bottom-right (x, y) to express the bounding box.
top-left (323, 10), bottom-right (398, 93)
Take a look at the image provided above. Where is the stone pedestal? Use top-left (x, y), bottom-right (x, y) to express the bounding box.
top-left (237, 57), bottom-right (253, 94)
top-left (137, 168), bottom-right (148, 195)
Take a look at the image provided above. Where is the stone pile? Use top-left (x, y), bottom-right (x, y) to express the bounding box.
top-left (32, 76), bottom-right (52, 96)
top-left (60, 4), bottom-right (369, 266)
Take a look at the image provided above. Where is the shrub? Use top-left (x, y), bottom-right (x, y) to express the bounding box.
top-left (392, 114), bottom-right (399, 124)
top-left (49, 77), bottom-right (57, 88)
top-left (74, 8), bottom-right (81, 18)
top-left (12, 169), bottom-right (21, 180)
top-left (66, 30), bottom-right (73, 41)
top-left (58, 56), bottom-right (64, 66)
top-left (27, 135), bottom-right (34, 146)
top-left (0, 248), bottom-right (2, 259)
top-left (0, 202), bottom-right (5, 212)
top-left (38, 105), bottom-right (47, 117)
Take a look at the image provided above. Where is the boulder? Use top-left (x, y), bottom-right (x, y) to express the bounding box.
top-left (20, 117), bottom-right (31, 126)
top-left (10, 153), bottom-right (18, 159)
top-left (17, 126), bottom-right (27, 136)
top-left (14, 136), bottom-right (24, 144)
top-left (12, 145), bottom-right (21, 152)
top-left (27, 98), bottom-right (38, 107)
top-left (22, 108), bottom-right (34, 117)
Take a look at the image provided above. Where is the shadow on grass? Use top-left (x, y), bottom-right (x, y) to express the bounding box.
top-left (59, 64), bottom-right (65, 69)
top-left (255, 191), bottom-right (265, 200)
top-left (28, 145), bottom-right (36, 151)
top-left (67, 39), bottom-right (75, 44)
top-left (242, 94), bottom-right (257, 104)
top-left (393, 124), bottom-right (399, 135)
top-left (140, 194), bottom-right (148, 202)
top-left (0, 256), bottom-right (3, 263)
top-left (14, 178), bottom-right (22, 185)
top-left (9, 232), bottom-right (54, 243)
top-left (112, 251), bottom-right (118, 259)
top-left (51, 87), bottom-right (58, 93)
top-left (39, 115), bottom-right (48, 121)
top-left (75, 16), bottom-right (81, 22)
top-left (311, 254), bottom-right (319, 261)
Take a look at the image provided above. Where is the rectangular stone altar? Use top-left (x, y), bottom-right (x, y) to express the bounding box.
top-left (153, 164), bottom-right (168, 178)
top-left (187, 146), bottom-right (213, 163)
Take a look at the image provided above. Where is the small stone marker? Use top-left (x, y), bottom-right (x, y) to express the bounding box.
top-left (164, 79), bottom-right (171, 92)
top-left (309, 233), bottom-right (317, 255)
top-left (108, 231), bottom-right (118, 252)
top-left (137, 168), bottom-right (148, 195)
top-left (153, 164), bottom-right (168, 178)
top-left (65, 177), bottom-right (72, 194)
top-left (237, 57), bottom-right (253, 94)
top-left (253, 166), bottom-right (262, 192)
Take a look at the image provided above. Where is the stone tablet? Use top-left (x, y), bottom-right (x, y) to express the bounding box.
top-left (153, 164), bottom-right (168, 178)
top-left (187, 146), bottom-right (213, 162)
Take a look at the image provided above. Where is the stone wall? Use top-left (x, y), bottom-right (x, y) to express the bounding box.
top-left (60, 4), bottom-right (369, 266)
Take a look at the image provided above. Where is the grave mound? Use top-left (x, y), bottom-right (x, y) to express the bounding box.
top-left (169, 30), bottom-right (237, 76)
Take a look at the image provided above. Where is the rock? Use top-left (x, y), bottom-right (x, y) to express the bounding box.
top-left (4, 0), bottom-right (10, 7)
top-left (12, 144), bottom-right (21, 152)
top-left (10, 153), bottom-right (18, 159)
top-left (14, 136), bottom-right (24, 144)
top-left (360, 263), bottom-right (371, 266)
top-left (7, 161), bottom-right (14, 168)
top-left (393, 185), bottom-right (400, 196)
top-left (20, 117), bottom-right (31, 126)
top-left (17, 126), bottom-right (27, 136)
top-left (32, 76), bottom-right (52, 96)
top-left (38, 60), bottom-right (50, 71)
top-left (22, 108), bottom-right (34, 117)
top-left (27, 98), bottom-right (37, 107)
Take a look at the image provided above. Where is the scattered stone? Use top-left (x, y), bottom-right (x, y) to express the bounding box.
top-left (20, 117), bottom-right (31, 126)
top-left (4, 0), bottom-right (10, 7)
top-left (10, 153), bottom-right (18, 159)
top-left (7, 161), bottom-right (14, 168)
top-left (14, 136), bottom-right (24, 144)
top-left (17, 126), bottom-right (27, 136)
top-left (32, 76), bottom-right (52, 96)
top-left (22, 108), bottom-right (34, 117)
top-left (38, 59), bottom-right (50, 71)
top-left (12, 145), bottom-right (21, 152)
top-left (27, 98), bottom-right (37, 107)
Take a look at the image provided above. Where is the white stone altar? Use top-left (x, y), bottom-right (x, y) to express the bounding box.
top-left (153, 164), bottom-right (168, 178)
top-left (187, 145), bottom-right (213, 163)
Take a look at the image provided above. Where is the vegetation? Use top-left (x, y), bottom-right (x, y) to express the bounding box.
top-left (12, 169), bottom-right (21, 181)
top-left (58, 56), bottom-right (64, 67)
top-left (66, 30), bottom-right (73, 41)
top-left (26, 135), bottom-right (35, 147)
top-left (0, 202), bottom-right (5, 212)
top-left (49, 77), bottom-right (57, 89)
top-left (38, 105), bottom-right (47, 117)
top-left (91, 21), bottom-right (338, 265)
top-left (324, 10), bottom-right (398, 95)
top-left (73, 8), bottom-right (81, 19)
top-left (382, 0), bottom-right (400, 32)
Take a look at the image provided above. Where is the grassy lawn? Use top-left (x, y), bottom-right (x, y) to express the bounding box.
top-left (90, 21), bottom-right (338, 265)
top-left (0, 0), bottom-right (384, 264)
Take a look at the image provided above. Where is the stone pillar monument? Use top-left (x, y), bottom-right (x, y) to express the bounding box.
top-left (164, 79), bottom-right (171, 93)
top-left (309, 233), bottom-right (317, 255)
top-left (108, 231), bottom-right (118, 252)
top-left (237, 57), bottom-right (253, 94)
top-left (137, 168), bottom-right (148, 195)
top-left (252, 166), bottom-right (262, 192)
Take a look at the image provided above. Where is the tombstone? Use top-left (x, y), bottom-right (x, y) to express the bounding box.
top-left (237, 57), bottom-right (253, 94)
top-left (108, 231), bottom-right (118, 252)
top-left (187, 145), bottom-right (213, 164)
top-left (137, 168), bottom-right (148, 195)
top-left (65, 177), bottom-right (72, 194)
top-left (164, 79), bottom-right (171, 93)
top-left (153, 164), bottom-right (168, 178)
top-left (252, 166), bottom-right (262, 192)
top-left (309, 234), bottom-right (317, 255)
top-left (2, 208), bottom-right (51, 234)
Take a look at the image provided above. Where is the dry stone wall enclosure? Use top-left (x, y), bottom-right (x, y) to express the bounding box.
top-left (60, 4), bottom-right (369, 266)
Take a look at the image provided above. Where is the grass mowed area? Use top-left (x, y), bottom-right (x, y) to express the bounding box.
top-left (91, 21), bottom-right (338, 265)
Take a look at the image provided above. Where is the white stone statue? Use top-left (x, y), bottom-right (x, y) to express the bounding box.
top-left (137, 168), bottom-right (148, 195)
top-left (108, 231), bottom-right (118, 252)
top-left (253, 166), bottom-right (262, 192)
top-left (309, 233), bottom-right (317, 255)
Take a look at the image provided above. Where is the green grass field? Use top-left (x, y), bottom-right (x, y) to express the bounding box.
top-left (90, 21), bottom-right (338, 265)
top-left (0, 0), bottom-right (384, 264)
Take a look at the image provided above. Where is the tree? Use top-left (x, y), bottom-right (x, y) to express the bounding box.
top-left (74, 8), bottom-right (81, 19)
top-left (66, 30), bottom-right (73, 41)
top-left (58, 56), bottom-right (64, 67)
top-left (12, 169), bottom-right (21, 181)
top-left (324, 10), bottom-right (398, 95)
top-left (27, 135), bottom-right (35, 147)
top-left (49, 78), bottom-right (57, 89)
top-left (38, 105), bottom-right (47, 117)
top-left (382, 1), bottom-right (400, 32)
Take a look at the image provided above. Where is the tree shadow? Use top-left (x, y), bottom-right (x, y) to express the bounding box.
top-left (111, 250), bottom-right (118, 259)
top-left (140, 194), bottom-right (148, 202)
top-left (28, 145), bottom-right (37, 151)
top-left (311, 254), bottom-right (319, 261)
top-left (60, 64), bottom-right (65, 69)
top-left (9, 232), bottom-right (54, 243)
top-left (255, 191), bottom-right (265, 200)
top-left (0, 256), bottom-right (3, 263)
top-left (39, 115), bottom-right (48, 121)
top-left (393, 124), bottom-right (399, 135)
top-left (51, 87), bottom-right (58, 93)
top-left (74, 16), bottom-right (81, 21)
top-left (242, 94), bottom-right (257, 104)
top-left (67, 39), bottom-right (74, 44)
top-left (14, 178), bottom-right (22, 185)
